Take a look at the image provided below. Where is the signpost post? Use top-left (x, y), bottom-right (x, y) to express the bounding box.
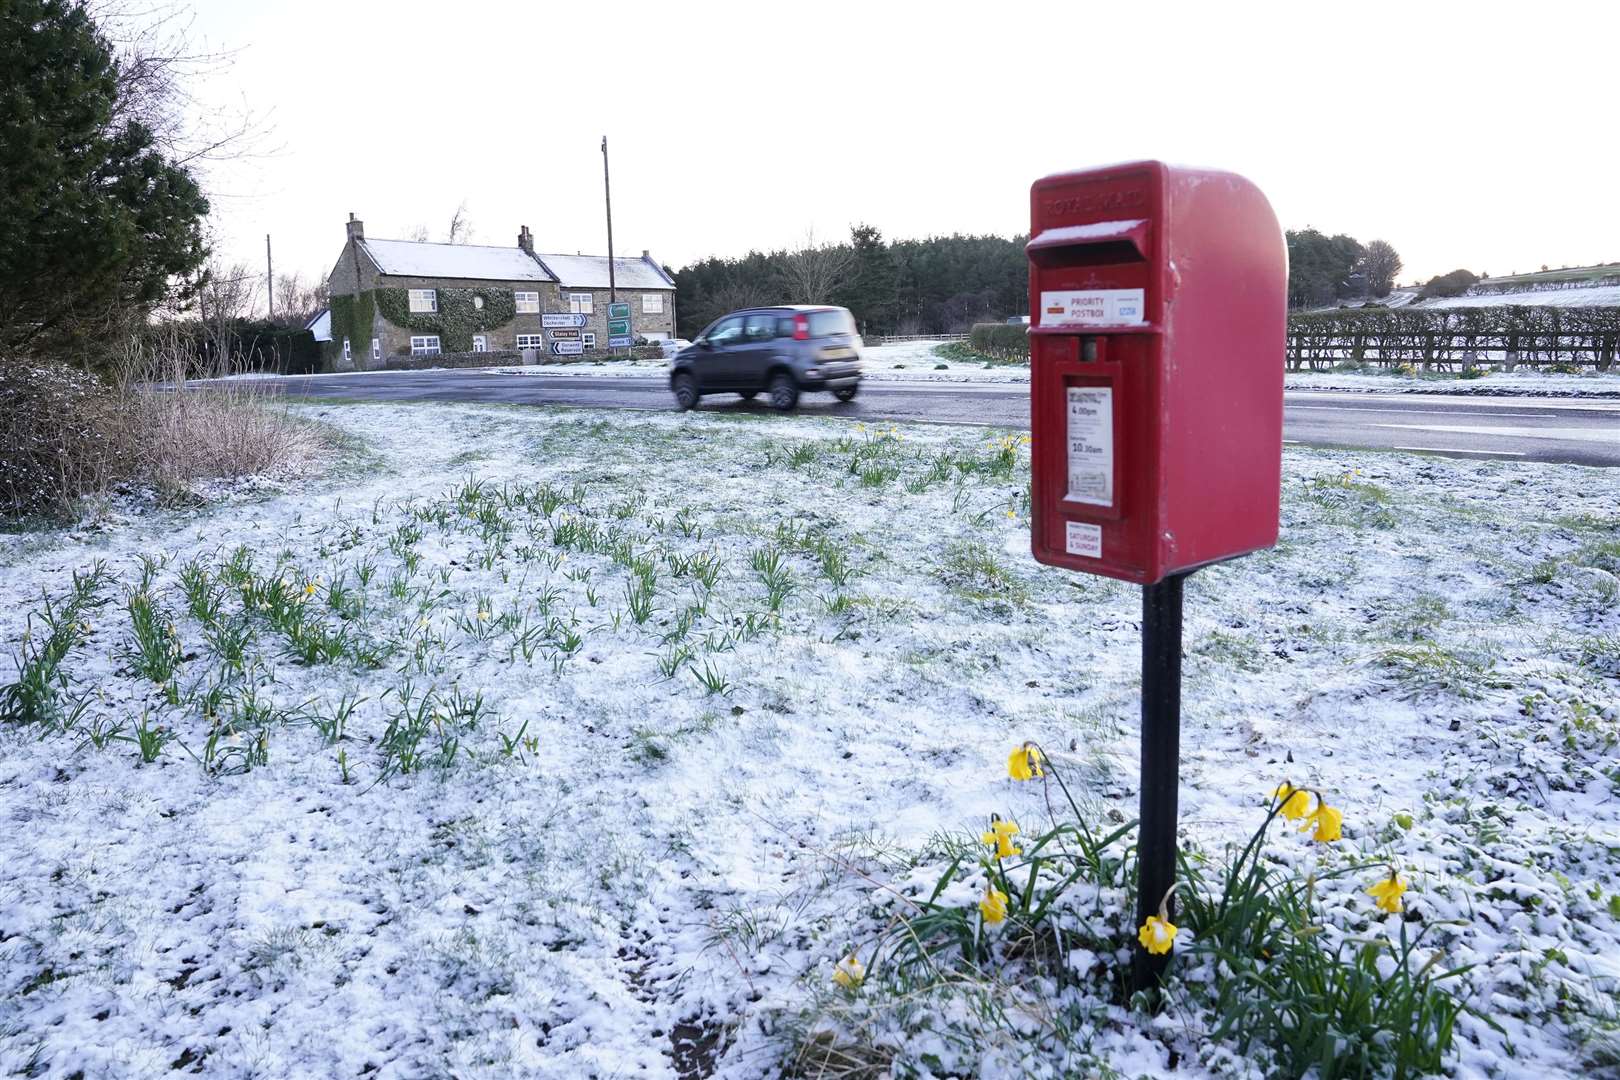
top-left (1025, 161), bottom-right (1287, 994)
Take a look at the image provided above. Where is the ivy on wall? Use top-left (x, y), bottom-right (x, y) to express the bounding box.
top-left (373, 287), bottom-right (517, 352)
top-left (328, 291), bottom-right (377, 362)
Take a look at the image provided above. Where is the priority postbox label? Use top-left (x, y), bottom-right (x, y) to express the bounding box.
top-left (1039, 289), bottom-right (1146, 327)
top-left (1066, 387), bottom-right (1114, 506)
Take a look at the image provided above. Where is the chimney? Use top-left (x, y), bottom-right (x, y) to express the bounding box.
top-left (518, 225), bottom-right (534, 254)
top-left (346, 213), bottom-right (364, 241)
top-left (642, 249), bottom-right (650, 260)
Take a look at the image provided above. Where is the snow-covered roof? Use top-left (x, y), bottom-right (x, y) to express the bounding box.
top-left (306, 309), bottom-right (331, 341)
top-left (360, 238), bottom-right (555, 282)
top-left (537, 253), bottom-right (674, 291)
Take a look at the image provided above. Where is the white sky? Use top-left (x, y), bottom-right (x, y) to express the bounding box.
top-left (182, 0), bottom-right (1618, 299)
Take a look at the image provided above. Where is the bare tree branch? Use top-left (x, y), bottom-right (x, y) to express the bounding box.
top-left (780, 229), bottom-right (855, 304)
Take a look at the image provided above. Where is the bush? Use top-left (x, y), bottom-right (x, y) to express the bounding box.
top-left (967, 322), bottom-right (1029, 361)
top-left (0, 363), bottom-right (128, 516)
top-left (1, 344), bottom-right (319, 520)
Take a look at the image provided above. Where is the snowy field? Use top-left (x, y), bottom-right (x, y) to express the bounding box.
top-left (1422, 284), bottom-right (1620, 309)
top-left (2, 401), bottom-right (1618, 1078)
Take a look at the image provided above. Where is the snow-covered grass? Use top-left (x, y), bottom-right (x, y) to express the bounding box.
top-left (1284, 367), bottom-right (1620, 397)
top-left (1, 401), bottom-right (1617, 1078)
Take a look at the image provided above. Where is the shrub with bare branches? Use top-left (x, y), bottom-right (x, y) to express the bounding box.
top-left (1, 340), bottom-right (322, 519)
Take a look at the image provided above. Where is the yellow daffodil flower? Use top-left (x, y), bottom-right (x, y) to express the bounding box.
top-left (832, 953), bottom-right (865, 988)
top-left (1006, 744), bottom-right (1044, 782)
top-left (1368, 872), bottom-right (1407, 914)
top-left (979, 885), bottom-right (1009, 925)
top-left (1273, 783), bottom-right (1314, 821)
top-left (477, 610), bottom-right (490, 621)
top-left (1307, 803), bottom-right (1343, 843)
top-left (981, 819), bottom-right (1021, 859)
top-left (304, 582), bottom-right (317, 597)
top-left (1138, 915), bottom-right (1178, 955)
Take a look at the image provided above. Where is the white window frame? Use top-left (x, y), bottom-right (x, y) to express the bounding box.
top-left (371, 338), bottom-right (381, 360)
top-left (581, 332), bottom-right (596, 349)
top-left (471, 335), bottom-right (487, 353)
top-left (569, 293), bottom-right (593, 315)
top-left (410, 335), bottom-right (441, 356)
top-left (342, 337), bottom-right (351, 361)
top-left (408, 288), bottom-right (437, 313)
top-left (641, 293), bottom-right (664, 314)
top-left (514, 291), bottom-right (539, 314)
top-left (515, 334), bottom-right (544, 349)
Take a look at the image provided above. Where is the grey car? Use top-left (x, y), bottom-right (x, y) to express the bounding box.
top-left (669, 305), bottom-right (863, 411)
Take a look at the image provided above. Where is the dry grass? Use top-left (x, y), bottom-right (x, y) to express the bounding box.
top-left (1, 338), bottom-right (321, 519)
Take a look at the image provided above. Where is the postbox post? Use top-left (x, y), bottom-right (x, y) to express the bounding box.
top-left (1133, 571), bottom-right (1185, 993)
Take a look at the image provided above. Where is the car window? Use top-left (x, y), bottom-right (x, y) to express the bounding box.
top-left (776, 317), bottom-right (795, 337)
top-left (745, 313), bottom-right (778, 341)
top-left (807, 308), bottom-right (855, 337)
top-left (707, 316), bottom-right (745, 345)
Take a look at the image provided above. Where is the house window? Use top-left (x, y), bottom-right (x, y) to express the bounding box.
top-left (515, 334), bottom-right (544, 349)
top-left (581, 332), bottom-right (596, 349)
top-left (342, 337), bottom-right (351, 361)
top-left (472, 335), bottom-right (487, 353)
top-left (641, 293), bottom-right (663, 314)
top-left (410, 335), bottom-right (441, 356)
top-left (371, 338), bottom-right (381, 360)
top-left (515, 291), bottom-right (539, 313)
top-left (569, 293), bottom-right (593, 315)
top-left (409, 289), bottom-right (437, 313)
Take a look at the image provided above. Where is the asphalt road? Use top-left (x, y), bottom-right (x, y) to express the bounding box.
top-left (256, 370), bottom-right (1620, 467)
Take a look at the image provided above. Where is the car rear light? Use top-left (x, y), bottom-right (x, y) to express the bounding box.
top-left (792, 314), bottom-right (810, 341)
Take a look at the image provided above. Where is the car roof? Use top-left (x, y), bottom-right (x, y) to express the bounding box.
top-left (725, 305), bottom-right (843, 315)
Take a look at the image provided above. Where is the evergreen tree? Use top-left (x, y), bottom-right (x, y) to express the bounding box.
top-left (834, 223), bottom-right (897, 335)
top-left (0, 0), bottom-right (209, 357)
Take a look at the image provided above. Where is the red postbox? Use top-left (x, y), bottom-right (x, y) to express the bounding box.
top-left (1028, 161), bottom-right (1287, 585)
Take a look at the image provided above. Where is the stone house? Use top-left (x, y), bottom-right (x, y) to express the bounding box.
top-left (324, 215), bottom-right (676, 369)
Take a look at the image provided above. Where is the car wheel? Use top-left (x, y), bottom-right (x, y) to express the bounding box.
top-left (739, 391), bottom-right (758, 401)
top-left (833, 385), bottom-right (859, 402)
top-left (768, 372), bottom-right (799, 411)
top-left (672, 372), bottom-right (699, 411)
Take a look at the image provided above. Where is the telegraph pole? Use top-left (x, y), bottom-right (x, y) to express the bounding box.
top-left (601, 136), bottom-right (616, 303)
top-left (265, 234), bottom-right (275, 320)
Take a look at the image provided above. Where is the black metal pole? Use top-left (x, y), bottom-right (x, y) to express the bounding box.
top-left (1133, 571), bottom-right (1186, 995)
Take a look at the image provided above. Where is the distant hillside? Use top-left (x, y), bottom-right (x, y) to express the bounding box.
top-left (1419, 283), bottom-right (1620, 309)
top-left (1471, 263), bottom-right (1620, 292)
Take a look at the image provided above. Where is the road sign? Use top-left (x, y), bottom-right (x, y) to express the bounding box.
top-left (607, 317), bottom-right (631, 337)
top-left (542, 313), bottom-right (587, 329)
top-left (549, 341), bottom-right (583, 356)
top-left (608, 301), bottom-right (631, 320)
top-left (608, 334), bottom-right (633, 348)
top-left (549, 328), bottom-right (580, 340)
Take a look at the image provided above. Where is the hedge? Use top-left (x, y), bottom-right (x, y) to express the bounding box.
top-left (1288, 305), bottom-right (1620, 337)
top-left (969, 322), bottom-right (1029, 360)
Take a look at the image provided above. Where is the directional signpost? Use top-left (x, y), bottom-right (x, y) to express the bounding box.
top-left (542, 313), bottom-right (587, 329)
top-left (549, 341), bottom-right (583, 357)
top-left (608, 302), bottom-right (632, 349)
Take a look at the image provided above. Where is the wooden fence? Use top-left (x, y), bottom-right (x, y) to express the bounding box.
top-left (1286, 331), bottom-right (1617, 371)
top-left (869, 333), bottom-right (970, 345)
